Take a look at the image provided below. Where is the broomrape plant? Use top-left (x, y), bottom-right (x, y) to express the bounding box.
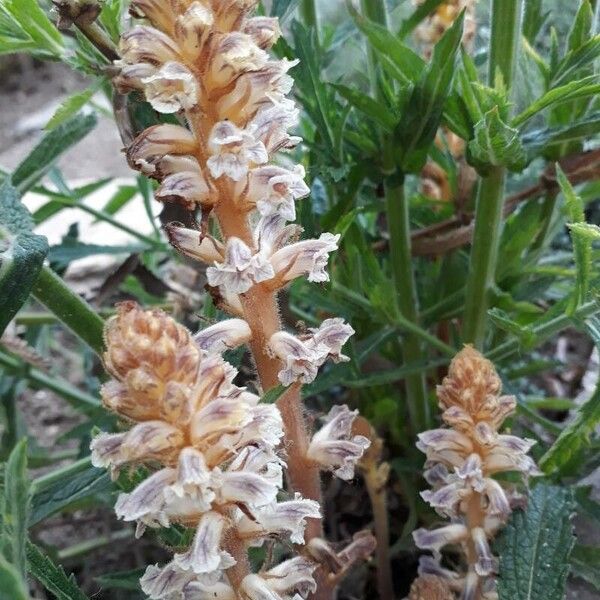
top-left (89, 1), bottom-right (374, 598)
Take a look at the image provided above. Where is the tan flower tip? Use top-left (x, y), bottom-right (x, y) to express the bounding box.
top-left (436, 345), bottom-right (502, 415)
top-left (409, 575), bottom-right (455, 600)
top-left (103, 301), bottom-right (200, 383)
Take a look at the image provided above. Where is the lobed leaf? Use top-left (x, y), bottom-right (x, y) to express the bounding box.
top-left (468, 107), bottom-right (527, 173)
top-left (495, 484), bottom-right (575, 600)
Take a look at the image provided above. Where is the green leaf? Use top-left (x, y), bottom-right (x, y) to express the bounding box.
top-left (11, 114), bottom-right (97, 193)
top-left (26, 542), bottom-right (89, 600)
top-left (397, 11), bottom-right (465, 172)
top-left (488, 308), bottom-right (535, 346)
top-left (568, 222), bottom-right (600, 241)
top-left (331, 83), bottom-right (397, 130)
top-left (512, 77), bottom-right (600, 127)
top-left (468, 107), bottom-right (527, 173)
top-left (99, 185), bottom-right (138, 217)
top-left (570, 544), bottom-right (600, 591)
top-left (260, 385), bottom-right (287, 405)
top-left (0, 555), bottom-right (28, 600)
top-left (99, 0), bottom-right (126, 42)
top-left (45, 81), bottom-right (102, 130)
top-left (557, 165), bottom-right (592, 312)
top-left (1, 439), bottom-right (29, 580)
top-left (522, 113), bottom-right (600, 155)
top-left (0, 182), bottom-right (49, 335)
top-left (567, 1), bottom-right (594, 53)
top-left (48, 241), bottom-right (149, 270)
top-left (30, 463), bottom-right (112, 525)
top-left (522, 0), bottom-right (547, 43)
top-left (495, 484), bottom-right (575, 600)
top-left (95, 568), bottom-right (145, 591)
top-left (1, 0), bottom-right (63, 57)
top-left (349, 3), bottom-right (425, 84)
top-left (271, 0), bottom-right (299, 21)
top-left (551, 34), bottom-right (600, 87)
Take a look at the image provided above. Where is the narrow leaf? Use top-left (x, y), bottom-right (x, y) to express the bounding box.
top-left (557, 165), bottom-right (592, 312)
top-left (513, 78), bottom-right (600, 126)
top-left (11, 114), bottom-right (97, 193)
top-left (45, 81), bottom-right (102, 130)
top-left (2, 439), bottom-right (29, 578)
top-left (26, 542), bottom-right (89, 600)
top-left (495, 484), bottom-right (575, 600)
top-left (331, 83), bottom-right (397, 130)
top-left (0, 555), bottom-right (29, 600)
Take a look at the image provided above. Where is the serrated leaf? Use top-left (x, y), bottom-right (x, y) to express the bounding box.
top-left (570, 544), bottom-right (600, 590)
top-left (397, 11), bottom-right (465, 172)
top-left (568, 222), bottom-right (600, 240)
top-left (495, 484), bottom-right (575, 600)
top-left (513, 77), bottom-right (600, 127)
top-left (30, 461), bottom-right (113, 525)
top-left (1, 0), bottom-right (63, 57)
top-left (331, 83), bottom-right (397, 130)
top-left (26, 542), bottom-right (89, 600)
top-left (11, 114), bottom-right (97, 193)
top-left (0, 554), bottom-right (28, 600)
top-left (469, 107), bottom-right (527, 173)
top-left (46, 81), bottom-right (102, 130)
top-left (558, 165), bottom-right (591, 312)
top-left (2, 439), bottom-right (29, 578)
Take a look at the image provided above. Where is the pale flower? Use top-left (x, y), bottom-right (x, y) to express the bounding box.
top-left (207, 237), bottom-right (274, 294)
top-left (307, 405), bottom-right (370, 480)
top-left (207, 121), bottom-right (268, 181)
top-left (195, 318), bottom-right (252, 353)
top-left (142, 61), bottom-right (199, 112)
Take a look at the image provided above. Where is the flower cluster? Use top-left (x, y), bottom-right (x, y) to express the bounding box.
top-left (94, 0), bottom-right (372, 597)
top-left (93, 303), bottom-right (321, 598)
top-left (413, 346), bottom-right (539, 600)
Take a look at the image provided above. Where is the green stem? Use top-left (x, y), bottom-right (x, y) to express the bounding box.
top-left (487, 300), bottom-right (600, 363)
top-left (359, 0), bottom-right (430, 432)
top-left (0, 350), bottom-right (100, 411)
top-left (386, 182), bottom-right (430, 433)
top-left (58, 530), bottom-right (132, 561)
top-left (32, 267), bottom-right (105, 356)
top-left (462, 0), bottom-right (523, 349)
top-left (299, 0), bottom-right (320, 44)
top-left (31, 456), bottom-right (93, 494)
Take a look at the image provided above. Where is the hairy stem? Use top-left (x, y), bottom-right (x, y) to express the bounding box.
top-left (385, 181), bottom-right (430, 434)
top-left (462, 0), bottom-right (523, 349)
top-left (32, 267), bottom-right (105, 356)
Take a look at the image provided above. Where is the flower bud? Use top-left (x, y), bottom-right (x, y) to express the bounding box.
top-left (156, 170), bottom-right (213, 209)
top-left (243, 16), bottom-right (281, 49)
top-left (195, 318), bottom-right (252, 353)
top-left (120, 25), bottom-right (181, 66)
top-left (103, 302), bottom-right (200, 383)
top-left (165, 225), bottom-right (224, 263)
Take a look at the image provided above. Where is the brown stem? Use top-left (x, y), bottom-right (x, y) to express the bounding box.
top-left (363, 468), bottom-right (393, 600)
top-left (223, 530), bottom-right (252, 593)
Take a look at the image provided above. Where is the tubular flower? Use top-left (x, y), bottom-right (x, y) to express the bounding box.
top-left (412, 346), bottom-right (539, 599)
top-left (92, 304), bottom-right (319, 597)
top-left (103, 0), bottom-right (373, 596)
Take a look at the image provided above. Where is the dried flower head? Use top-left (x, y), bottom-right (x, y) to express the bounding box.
top-left (413, 346), bottom-right (538, 599)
